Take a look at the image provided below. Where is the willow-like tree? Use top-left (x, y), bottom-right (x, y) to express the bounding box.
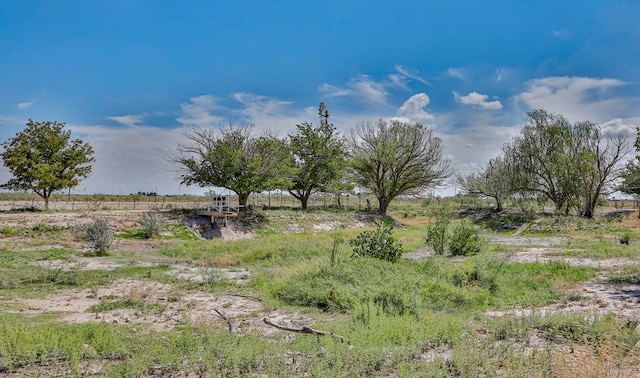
top-left (348, 119), bottom-right (452, 215)
top-left (288, 103), bottom-right (347, 210)
top-left (171, 120), bottom-right (291, 211)
top-left (503, 109), bottom-right (579, 213)
top-left (1, 119), bottom-right (94, 209)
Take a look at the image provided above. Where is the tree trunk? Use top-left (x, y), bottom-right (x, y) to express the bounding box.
top-left (583, 199), bottom-right (596, 219)
top-left (378, 198), bottom-right (391, 215)
top-left (300, 195), bottom-right (309, 210)
top-left (238, 192), bottom-right (250, 212)
top-left (43, 195), bottom-right (50, 210)
top-left (495, 197), bottom-right (503, 212)
top-left (554, 199), bottom-right (564, 212)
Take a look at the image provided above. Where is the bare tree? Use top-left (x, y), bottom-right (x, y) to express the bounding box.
top-left (348, 119), bottom-right (452, 215)
top-left (571, 122), bottom-right (628, 218)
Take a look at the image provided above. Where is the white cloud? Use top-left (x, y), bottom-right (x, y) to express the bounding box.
top-left (17, 102), bottom-right (33, 110)
top-left (516, 76), bottom-right (629, 122)
top-left (552, 28), bottom-right (571, 39)
top-left (176, 95), bottom-right (226, 128)
top-left (388, 74), bottom-right (409, 91)
top-left (232, 92), bottom-right (298, 132)
top-left (107, 114), bottom-right (144, 128)
top-left (395, 65), bottom-right (429, 85)
top-left (601, 117), bottom-right (638, 139)
top-left (319, 74), bottom-right (391, 105)
top-left (455, 91), bottom-right (503, 110)
top-left (67, 122), bottom-right (196, 195)
top-left (396, 93), bottom-right (434, 121)
top-left (447, 68), bottom-right (465, 80)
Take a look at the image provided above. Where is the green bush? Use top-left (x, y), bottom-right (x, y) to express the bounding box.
top-left (83, 218), bottom-right (113, 255)
top-left (448, 221), bottom-right (483, 256)
top-left (426, 214), bottom-right (483, 256)
top-left (350, 220), bottom-right (403, 262)
top-left (140, 211), bottom-right (165, 238)
top-left (425, 215), bottom-right (450, 255)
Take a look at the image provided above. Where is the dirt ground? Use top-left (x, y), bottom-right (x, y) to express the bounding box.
top-left (2, 205), bottom-right (640, 341)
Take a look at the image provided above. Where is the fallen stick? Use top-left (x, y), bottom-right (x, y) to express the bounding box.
top-left (214, 309), bottom-right (233, 334)
top-left (223, 292), bottom-right (263, 302)
top-left (263, 318), bottom-right (349, 343)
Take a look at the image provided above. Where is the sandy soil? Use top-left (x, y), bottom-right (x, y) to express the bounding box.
top-left (2, 207), bottom-right (640, 339)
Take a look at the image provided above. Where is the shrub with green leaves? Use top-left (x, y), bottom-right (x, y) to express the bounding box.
top-left (83, 218), bottom-right (113, 255)
top-left (425, 214), bottom-right (451, 255)
top-left (350, 220), bottom-right (403, 262)
top-left (449, 221), bottom-right (483, 256)
top-left (140, 211), bottom-right (165, 239)
top-left (426, 214), bottom-right (483, 256)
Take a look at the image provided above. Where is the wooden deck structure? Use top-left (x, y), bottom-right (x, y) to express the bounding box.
top-left (196, 195), bottom-right (239, 227)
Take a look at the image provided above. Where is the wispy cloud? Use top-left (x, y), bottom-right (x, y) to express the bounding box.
top-left (395, 65), bottom-right (429, 85)
top-left (232, 92), bottom-right (298, 131)
top-left (552, 28), bottom-right (571, 39)
top-left (396, 93), bottom-right (434, 121)
top-left (17, 102), bottom-right (33, 110)
top-left (447, 68), bottom-right (465, 81)
top-left (454, 91), bottom-right (503, 110)
top-left (107, 114), bottom-right (144, 127)
top-left (319, 74), bottom-right (391, 105)
top-left (176, 95), bottom-right (226, 128)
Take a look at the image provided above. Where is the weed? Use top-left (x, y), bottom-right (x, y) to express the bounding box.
top-left (83, 218), bottom-right (113, 255)
top-left (140, 211), bottom-right (165, 238)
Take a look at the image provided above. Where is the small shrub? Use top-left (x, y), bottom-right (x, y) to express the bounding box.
top-left (84, 218), bottom-right (113, 255)
top-left (426, 213), bottom-right (484, 256)
top-left (140, 211), bottom-right (165, 238)
top-left (350, 220), bottom-right (403, 262)
top-left (448, 221), bottom-right (483, 256)
top-left (425, 214), bottom-right (451, 255)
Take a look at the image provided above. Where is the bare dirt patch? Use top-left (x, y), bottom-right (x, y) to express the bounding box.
top-left (10, 278), bottom-right (313, 336)
top-left (486, 233), bottom-right (640, 323)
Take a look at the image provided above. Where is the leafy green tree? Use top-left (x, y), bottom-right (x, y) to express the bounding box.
top-left (288, 103), bottom-right (347, 210)
top-left (171, 120), bottom-right (291, 211)
top-left (348, 119), bottom-right (452, 215)
top-left (503, 109), bottom-right (628, 218)
top-left (503, 109), bottom-right (579, 213)
top-left (455, 155), bottom-right (514, 212)
top-left (1, 119), bottom-right (94, 209)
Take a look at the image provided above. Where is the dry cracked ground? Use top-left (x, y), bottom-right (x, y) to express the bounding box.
top-left (1, 204), bottom-right (640, 376)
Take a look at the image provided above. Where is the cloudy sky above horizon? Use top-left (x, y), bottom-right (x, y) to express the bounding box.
top-left (1, 1), bottom-right (639, 196)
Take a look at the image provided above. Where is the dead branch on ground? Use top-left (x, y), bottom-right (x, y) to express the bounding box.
top-left (214, 309), bottom-right (233, 334)
top-left (263, 317), bottom-right (349, 343)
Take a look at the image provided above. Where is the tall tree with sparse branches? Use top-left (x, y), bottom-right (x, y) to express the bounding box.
top-left (288, 102), bottom-right (347, 210)
top-left (348, 119), bottom-right (452, 215)
top-left (619, 128), bottom-right (640, 210)
top-left (170, 120), bottom-right (291, 211)
top-left (570, 121), bottom-right (628, 218)
top-left (1, 119), bottom-right (94, 209)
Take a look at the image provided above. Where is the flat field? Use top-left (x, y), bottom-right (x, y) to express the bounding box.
top-left (1, 201), bottom-right (640, 377)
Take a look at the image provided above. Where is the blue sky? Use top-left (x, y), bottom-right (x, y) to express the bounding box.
top-left (1, 0), bottom-right (639, 196)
